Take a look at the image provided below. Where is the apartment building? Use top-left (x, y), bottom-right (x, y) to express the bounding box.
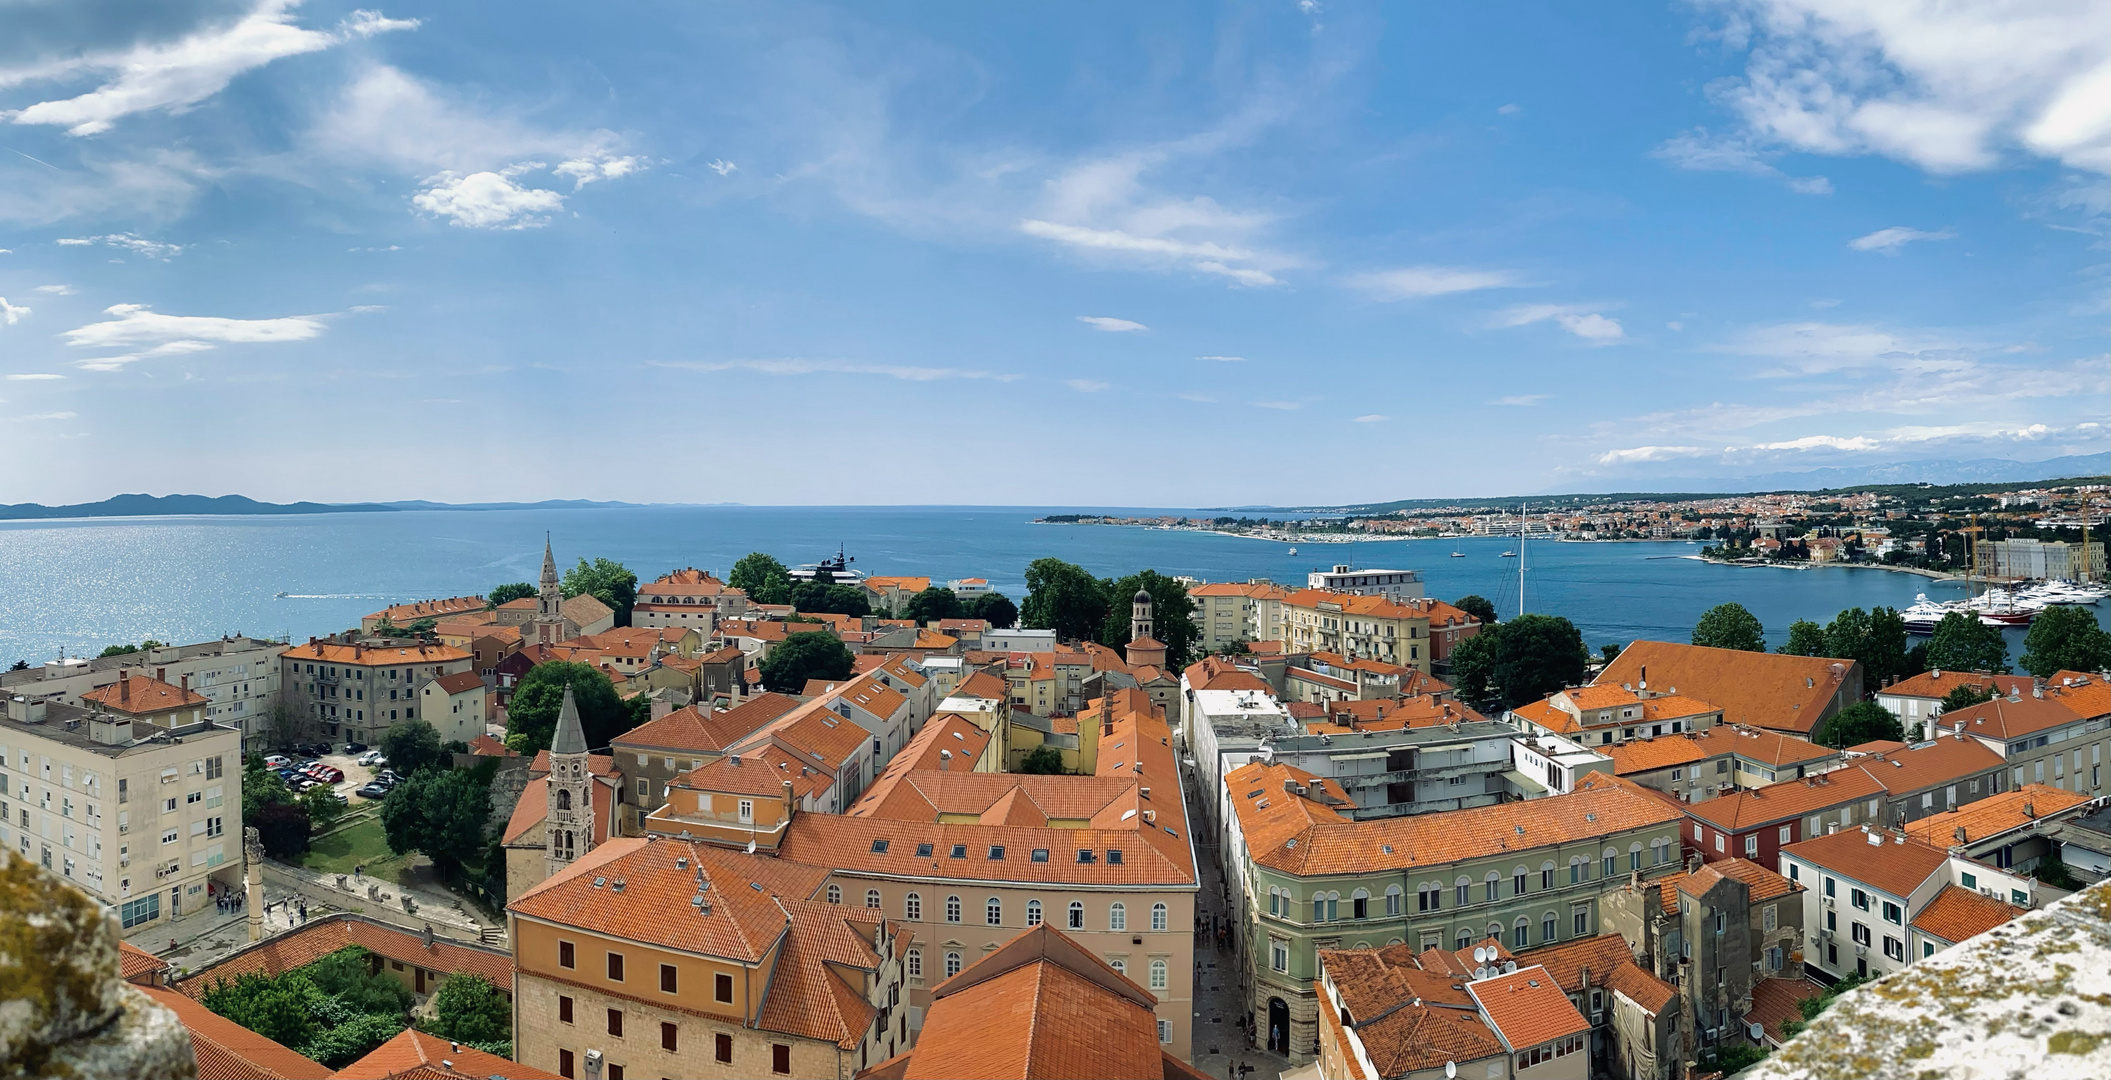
top-left (1934, 679), bottom-right (2111, 797)
top-left (1603, 725), bottom-right (1841, 804)
top-left (1225, 763), bottom-right (1685, 1065)
top-left (0, 696), bottom-right (242, 932)
top-left (1278, 590), bottom-right (1433, 673)
top-left (278, 639), bottom-right (475, 745)
top-left (509, 836), bottom-right (910, 1080)
top-left (1876, 670), bottom-right (2036, 728)
top-left (360, 596), bottom-right (486, 632)
top-left (1602, 857), bottom-right (1805, 1050)
top-left (1594, 642), bottom-right (1863, 739)
top-left (1186, 687), bottom-right (1297, 839)
top-left (1512, 685), bottom-right (1722, 748)
top-left (1306, 566), bottom-right (1425, 602)
top-left (611, 694), bottom-right (802, 819)
top-left (1901, 782), bottom-right (2101, 874)
top-left (1779, 827), bottom-right (2030, 981)
top-left (0, 636), bottom-right (287, 754)
top-left (417, 672), bottom-right (488, 744)
top-left (1189, 581), bottom-right (1292, 654)
top-left (1261, 701), bottom-right (1522, 820)
top-left (631, 571), bottom-right (747, 632)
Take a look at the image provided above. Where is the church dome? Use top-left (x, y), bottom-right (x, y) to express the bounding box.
top-left (1133, 588), bottom-right (1153, 604)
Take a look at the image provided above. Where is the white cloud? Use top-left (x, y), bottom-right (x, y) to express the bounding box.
top-left (1345, 266), bottom-right (1522, 299)
top-left (34, 284), bottom-right (74, 295)
top-left (1596, 445), bottom-right (1707, 465)
top-left (1650, 129), bottom-right (1834, 194)
top-left (1023, 220), bottom-right (1279, 286)
top-left (72, 341), bottom-right (216, 372)
top-left (1077, 316), bottom-right (1148, 333)
top-left (1252, 401), bottom-right (1301, 411)
top-left (1497, 103), bottom-right (1522, 116)
top-left (1496, 304), bottom-right (1626, 343)
top-left (55, 234), bottom-right (184, 259)
top-left (1491, 394), bottom-right (1549, 406)
top-left (707, 160), bottom-right (737, 176)
top-left (1848, 226), bottom-right (1956, 254)
top-left (412, 170), bottom-right (566, 229)
top-left (1810, 298), bottom-right (1842, 308)
top-left (1667, 321), bottom-right (1685, 331)
top-left (1743, 434), bottom-right (1882, 452)
top-left (1786, 176), bottom-right (1835, 195)
top-left (1353, 414), bottom-right (1388, 423)
top-left (21, 412), bottom-right (77, 421)
top-left (1195, 355), bottom-right (1246, 362)
top-left (0, 297), bottom-right (28, 324)
top-left (5, 373), bottom-right (64, 380)
top-left (1681, 1), bottom-right (2111, 175)
top-left (1, 1), bottom-right (417, 136)
top-left (651, 358), bottom-right (1021, 383)
top-left (1065, 379), bottom-right (1110, 392)
top-left (552, 154), bottom-right (649, 190)
top-left (63, 304), bottom-right (326, 369)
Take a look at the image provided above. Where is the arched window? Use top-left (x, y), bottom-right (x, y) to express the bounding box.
top-left (1487, 923), bottom-right (1503, 944)
top-left (1569, 856), bottom-right (1588, 884)
top-left (1151, 902), bottom-right (1168, 932)
top-left (1455, 875), bottom-right (1472, 907)
top-left (945, 895), bottom-right (962, 923)
top-left (906, 949), bottom-right (921, 977)
top-left (1455, 928), bottom-right (1473, 951)
top-left (1149, 959), bottom-right (1168, 990)
top-left (1386, 938), bottom-right (1404, 947)
top-left (1026, 899), bottom-right (1043, 926)
top-left (865, 889), bottom-right (881, 909)
top-left (906, 893), bottom-right (922, 921)
top-left (1384, 885), bottom-right (1403, 917)
top-left (1111, 959), bottom-right (1126, 975)
top-left (1541, 860), bottom-right (1557, 890)
top-left (1513, 917), bottom-right (1530, 949)
top-left (945, 951), bottom-right (962, 978)
top-left (1602, 846), bottom-right (1618, 877)
top-left (1418, 883), bottom-right (1441, 913)
top-left (556, 789), bottom-right (572, 811)
top-left (1543, 912), bottom-right (1557, 943)
top-left (1110, 903), bottom-right (1127, 931)
top-left (1629, 840), bottom-right (1644, 871)
top-left (826, 884), bottom-right (841, 904)
top-left (1068, 901), bottom-right (1084, 929)
top-left (1484, 870), bottom-right (1502, 903)
top-left (987, 897), bottom-right (1002, 926)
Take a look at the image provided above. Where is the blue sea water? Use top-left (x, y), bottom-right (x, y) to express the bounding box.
top-left (0, 505), bottom-right (2077, 664)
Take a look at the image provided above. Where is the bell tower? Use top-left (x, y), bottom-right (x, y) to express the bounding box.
top-left (536, 535), bottom-right (565, 644)
top-left (546, 683), bottom-right (592, 879)
top-left (1131, 587), bottom-right (1153, 643)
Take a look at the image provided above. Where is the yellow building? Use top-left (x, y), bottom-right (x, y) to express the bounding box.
top-left (1277, 589), bottom-right (1433, 673)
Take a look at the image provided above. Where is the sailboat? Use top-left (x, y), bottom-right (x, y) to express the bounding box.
top-left (1450, 538), bottom-right (1465, 558)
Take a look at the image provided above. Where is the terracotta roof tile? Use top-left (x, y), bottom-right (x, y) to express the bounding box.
top-left (282, 641), bottom-right (471, 666)
top-left (1904, 783), bottom-right (2096, 846)
top-left (1468, 964), bottom-right (1591, 1049)
top-left (1601, 958), bottom-right (1677, 1015)
top-left (510, 836), bottom-right (829, 963)
top-left (80, 672), bottom-right (208, 714)
top-left (332, 1027), bottom-right (563, 1079)
top-left (1317, 947), bottom-right (1503, 1076)
top-left (139, 985), bottom-right (325, 1080)
top-left (1604, 737), bottom-right (1710, 775)
top-left (1937, 693), bottom-right (2095, 740)
top-left (429, 671), bottom-right (485, 695)
top-left (1511, 933), bottom-right (1636, 996)
top-left (1911, 883), bottom-right (2024, 945)
top-left (1781, 828), bottom-right (1950, 896)
top-left (754, 901), bottom-right (892, 1049)
top-left (615, 692), bottom-right (802, 754)
top-left (365, 596), bottom-right (488, 625)
top-left (119, 939), bottom-right (166, 984)
top-left (1882, 670), bottom-right (2035, 700)
top-left (1684, 724), bottom-right (1838, 768)
top-left (1595, 641), bottom-right (1857, 734)
top-left (1746, 976), bottom-right (1827, 1045)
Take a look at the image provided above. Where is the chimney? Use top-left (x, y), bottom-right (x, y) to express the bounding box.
top-left (939, 749), bottom-right (952, 771)
top-left (180, 674), bottom-right (190, 692)
top-left (782, 778), bottom-right (796, 822)
top-left (1639, 665), bottom-right (1647, 691)
top-left (119, 675), bottom-right (130, 704)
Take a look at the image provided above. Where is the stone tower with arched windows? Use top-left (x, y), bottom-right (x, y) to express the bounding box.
top-left (1127, 586), bottom-right (1167, 670)
top-left (535, 535), bottom-right (565, 645)
top-left (545, 683), bottom-right (592, 880)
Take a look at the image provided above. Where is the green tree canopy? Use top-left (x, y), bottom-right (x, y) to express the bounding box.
top-left (759, 630), bottom-right (856, 693)
top-left (965, 592), bottom-right (1019, 629)
top-left (1779, 620), bottom-right (1827, 656)
top-left (242, 759), bottom-right (293, 820)
top-left (382, 719), bottom-right (444, 776)
top-left (1692, 602), bottom-right (1766, 652)
top-left (2019, 605), bottom-right (2111, 677)
top-left (203, 972), bottom-right (318, 1049)
top-left (1926, 611), bottom-right (2011, 674)
top-left (562, 557), bottom-right (638, 626)
top-left (302, 946), bottom-right (414, 1017)
top-left (380, 768), bottom-right (491, 878)
top-left (94, 639), bottom-right (165, 658)
top-left (1818, 699), bottom-right (1905, 748)
top-left (1098, 570), bottom-right (1199, 669)
top-left (297, 785), bottom-right (346, 832)
top-left (1018, 745), bottom-right (1067, 775)
top-left (1021, 558), bottom-right (1109, 643)
top-left (252, 802), bottom-right (311, 860)
top-left (788, 580), bottom-right (871, 617)
top-left (1452, 614), bottom-right (1588, 708)
top-left (1939, 683), bottom-right (1997, 713)
top-left (905, 587), bottom-right (962, 624)
top-left (506, 661), bottom-right (634, 754)
top-left (486, 582), bottom-right (536, 607)
top-left (424, 973), bottom-right (511, 1046)
top-left (1820, 607), bottom-right (1911, 686)
top-left (1452, 595), bottom-right (1499, 627)
top-left (729, 552), bottom-right (793, 606)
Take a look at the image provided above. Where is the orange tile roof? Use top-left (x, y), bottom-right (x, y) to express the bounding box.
top-left (1911, 883), bottom-right (2024, 945)
top-left (331, 1027), bottom-right (563, 1079)
top-left (1300, 695), bottom-right (1487, 735)
top-left (1511, 933), bottom-right (1638, 997)
top-left (119, 939), bottom-right (166, 984)
top-left (1182, 656), bottom-right (1274, 694)
top-left (1685, 724), bottom-right (1839, 768)
top-left (1903, 783), bottom-right (2095, 846)
top-left (429, 671), bottom-right (484, 695)
top-left (1847, 739), bottom-right (1908, 754)
top-left (2046, 671), bottom-right (2111, 717)
top-left (1595, 641), bottom-right (1857, 734)
top-left (1746, 976), bottom-right (1827, 1045)
top-left (1682, 767), bottom-right (1888, 830)
top-left (1511, 697), bottom-right (1581, 734)
top-left (1639, 694), bottom-right (1723, 722)
top-left (80, 672), bottom-right (207, 715)
top-left (1780, 828), bottom-right (1950, 896)
top-left (1936, 693), bottom-right (2094, 740)
top-left (754, 901), bottom-right (894, 1049)
top-left (282, 640), bottom-right (471, 666)
top-left (1603, 737), bottom-right (1710, 775)
top-left (1651, 857), bottom-right (1800, 914)
top-left (1882, 670), bottom-right (2036, 700)
top-left (139, 985), bottom-right (325, 1080)
top-left (1282, 588), bottom-right (1431, 621)
top-left (174, 915), bottom-right (514, 999)
top-left (501, 775), bottom-right (616, 847)
top-left (1561, 683), bottom-right (1643, 711)
top-left (1232, 761), bottom-right (1684, 876)
top-left (511, 836), bottom-right (830, 963)
top-left (365, 596), bottom-right (488, 625)
top-left (863, 575), bottom-right (931, 593)
top-left (1600, 957), bottom-right (1678, 1015)
top-left (1467, 965), bottom-right (1591, 1050)
top-left (613, 693), bottom-right (801, 754)
top-left (1316, 947), bottom-right (1504, 1076)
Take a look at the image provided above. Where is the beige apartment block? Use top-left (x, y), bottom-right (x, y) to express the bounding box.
top-left (0, 637), bottom-right (287, 754)
top-left (279, 639), bottom-right (474, 745)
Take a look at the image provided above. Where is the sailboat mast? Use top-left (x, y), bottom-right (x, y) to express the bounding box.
top-left (1518, 502), bottom-right (1527, 617)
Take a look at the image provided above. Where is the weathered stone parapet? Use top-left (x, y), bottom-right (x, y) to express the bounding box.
top-left (0, 849), bottom-right (196, 1079)
top-left (1752, 878), bottom-right (2111, 1080)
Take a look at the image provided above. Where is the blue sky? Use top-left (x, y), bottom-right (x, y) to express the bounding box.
top-left (0, 0), bottom-right (2104, 506)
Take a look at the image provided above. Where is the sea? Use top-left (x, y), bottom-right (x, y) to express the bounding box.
top-left (0, 505), bottom-right (2093, 665)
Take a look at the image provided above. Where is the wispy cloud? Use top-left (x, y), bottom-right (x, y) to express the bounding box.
top-left (1076, 315), bottom-right (1148, 333)
top-left (1495, 304), bottom-right (1625, 344)
top-left (1252, 400), bottom-right (1301, 411)
top-left (33, 284), bottom-right (75, 295)
top-left (1651, 130), bottom-right (1833, 195)
top-left (1344, 266), bottom-right (1522, 299)
top-left (0, 297), bottom-right (28, 325)
top-left (651, 358), bottom-right (1022, 383)
top-left (1024, 220), bottom-right (1280, 286)
top-left (1353, 414), bottom-right (1387, 423)
top-left (0, 1), bottom-right (418, 136)
top-left (20, 411), bottom-right (77, 421)
top-left (64, 304), bottom-right (328, 370)
top-left (1596, 445), bottom-right (1706, 465)
top-left (552, 153), bottom-right (649, 191)
top-left (1848, 226), bottom-right (1956, 254)
top-left (5, 373), bottom-right (63, 380)
top-left (1490, 394), bottom-right (1549, 406)
top-left (1194, 355), bottom-right (1245, 362)
top-left (1065, 379), bottom-right (1109, 392)
top-left (55, 234), bottom-right (184, 260)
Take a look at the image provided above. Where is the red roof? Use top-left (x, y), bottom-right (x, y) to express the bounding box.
top-left (332, 1028), bottom-right (562, 1079)
top-left (1467, 964), bottom-right (1591, 1050)
top-left (1911, 884), bottom-right (2024, 945)
top-left (139, 985), bottom-right (325, 1080)
top-left (174, 916), bottom-right (514, 999)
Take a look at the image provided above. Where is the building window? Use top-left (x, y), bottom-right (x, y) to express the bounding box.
top-left (866, 889), bottom-right (881, 909)
top-left (906, 893), bottom-right (922, 920)
top-left (906, 949), bottom-right (922, 978)
top-left (1884, 936), bottom-right (1905, 961)
top-left (1513, 920), bottom-right (1529, 948)
top-left (715, 1033), bottom-right (733, 1063)
top-left (987, 897), bottom-right (1002, 925)
top-left (826, 884), bottom-right (840, 904)
top-left (945, 895), bottom-right (961, 923)
top-left (1574, 908), bottom-right (1590, 936)
top-left (558, 941), bottom-right (575, 969)
top-left (558, 996), bottom-right (573, 1023)
top-left (607, 953), bottom-right (625, 982)
top-left (1111, 903), bottom-right (1127, 931)
top-left (1149, 958), bottom-right (1168, 990)
top-left (715, 973), bottom-right (734, 1003)
top-left (945, 951), bottom-right (963, 978)
top-left (1152, 902), bottom-right (1169, 931)
top-left (1544, 914), bottom-right (1557, 943)
top-left (737, 799), bottom-right (753, 823)
top-left (1069, 902), bottom-right (1084, 929)
top-left (607, 1009), bottom-right (623, 1037)
top-left (559, 1049), bottom-right (574, 1078)
top-left (1270, 939), bottom-right (1289, 973)
top-left (1159, 1019), bottom-right (1172, 1044)
top-left (1763, 904), bottom-right (1777, 932)
top-left (1779, 825), bottom-right (1792, 844)
top-left (1882, 901), bottom-right (1903, 924)
top-left (772, 1043), bottom-right (792, 1075)
top-left (1027, 900), bottom-right (1043, 926)
top-left (661, 1022), bottom-right (677, 1052)
top-left (659, 964), bottom-right (677, 993)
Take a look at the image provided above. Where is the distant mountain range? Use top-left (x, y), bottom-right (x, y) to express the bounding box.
top-left (0, 494), bottom-right (650, 520)
top-left (1603, 453), bottom-right (2111, 495)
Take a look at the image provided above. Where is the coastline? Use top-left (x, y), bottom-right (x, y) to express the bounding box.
top-left (1678, 554), bottom-right (1959, 582)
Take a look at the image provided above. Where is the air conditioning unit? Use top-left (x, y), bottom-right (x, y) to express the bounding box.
top-left (1704, 1027), bottom-right (1720, 1043)
top-left (1590, 1010), bottom-right (1605, 1025)
top-left (1853, 943), bottom-right (1868, 957)
top-left (1822, 895), bottom-right (1835, 908)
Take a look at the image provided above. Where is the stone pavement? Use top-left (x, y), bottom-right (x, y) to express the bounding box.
top-left (120, 877), bottom-right (317, 978)
top-left (1185, 763), bottom-right (1295, 1080)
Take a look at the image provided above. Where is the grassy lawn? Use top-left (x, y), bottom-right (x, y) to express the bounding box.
top-left (299, 816), bottom-right (411, 879)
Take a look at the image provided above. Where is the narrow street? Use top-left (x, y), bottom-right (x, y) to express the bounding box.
top-left (1186, 760), bottom-right (1294, 1080)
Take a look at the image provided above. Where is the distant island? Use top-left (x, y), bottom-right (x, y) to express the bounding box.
top-left (0, 494), bottom-right (653, 521)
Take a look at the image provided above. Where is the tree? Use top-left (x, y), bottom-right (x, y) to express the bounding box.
top-left (905, 587), bottom-right (962, 625)
top-left (1098, 570), bottom-right (1199, 669)
top-left (1453, 595), bottom-right (1499, 627)
top-left (1940, 683), bottom-right (1997, 713)
top-left (1600, 643), bottom-right (1622, 664)
top-left (1692, 603), bottom-right (1765, 652)
top-left (1818, 700), bottom-right (1906, 748)
top-left (506, 662), bottom-right (634, 754)
top-left (486, 582), bottom-right (536, 607)
top-left (1021, 558), bottom-right (1109, 642)
top-left (1926, 611), bottom-right (2011, 674)
top-left (242, 759), bottom-right (293, 819)
top-left (203, 972), bottom-right (318, 1049)
top-left (965, 592), bottom-right (1019, 629)
top-left (2033, 850), bottom-right (2081, 890)
top-left (1448, 631), bottom-right (1499, 705)
top-left (1018, 745), bottom-right (1067, 775)
top-left (1779, 620), bottom-right (1827, 656)
top-left (1820, 607), bottom-right (1910, 687)
top-left (260, 689), bottom-right (302, 752)
top-left (2020, 605), bottom-right (2111, 677)
top-left (382, 719), bottom-right (445, 776)
top-left (302, 946), bottom-right (413, 1017)
top-left (788, 580), bottom-right (871, 617)
top-left (729, 552), bottom-right (793, 606)
top-left (297, 785), bottom-right (346, 832)
top-left (759, 631), bottom-right (856, 693)
top-left (380, 768), bottom-right (491, 878)
top-left (562, 557), bottom-right (638, 626)
top-left (425, 974), bottom-right (512, 1046)
top-left (1452, 615), bottom-right (1588, 708)
top-left (252, 802), bottom-right (312, 859)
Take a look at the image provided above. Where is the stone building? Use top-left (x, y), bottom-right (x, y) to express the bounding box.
top-left (277, 639), bottom-right (473, 746)
top-left (1601, 856), bottom-right (1805, 1054)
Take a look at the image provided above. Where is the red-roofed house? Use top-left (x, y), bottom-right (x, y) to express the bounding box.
top-left (1781, 826), bottom-right (2033, 981)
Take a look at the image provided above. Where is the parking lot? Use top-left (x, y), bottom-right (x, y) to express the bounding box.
top-left (265, 746), bottom-right (390, 803)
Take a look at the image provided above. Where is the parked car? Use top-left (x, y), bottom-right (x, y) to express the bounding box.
top-left (344, 742), bottom-right (368, 753)
top-left (293, 777), bottom-right (319, 791)
top-left (273, 768), bottom-right (298, 783)
top-left (356, 782), bottom-right (390, 800)
top-left (357, 750), bottom-right (384, 767)
top-left (263, 754), bottom-right (290, 769)
top-left (316, 766), bottom-right (345, 783)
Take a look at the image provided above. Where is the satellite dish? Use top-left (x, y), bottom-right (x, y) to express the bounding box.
top-left (1446, 1062), bottom-right (1458, 1080)
top-left (1504, 961), bottom-right (1518, 974)
top-left (1474, 946), bottom-right (1489, 963)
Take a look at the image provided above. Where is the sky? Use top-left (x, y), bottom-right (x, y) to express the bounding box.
top-left (0, 0), bottom-right (2105, 507)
